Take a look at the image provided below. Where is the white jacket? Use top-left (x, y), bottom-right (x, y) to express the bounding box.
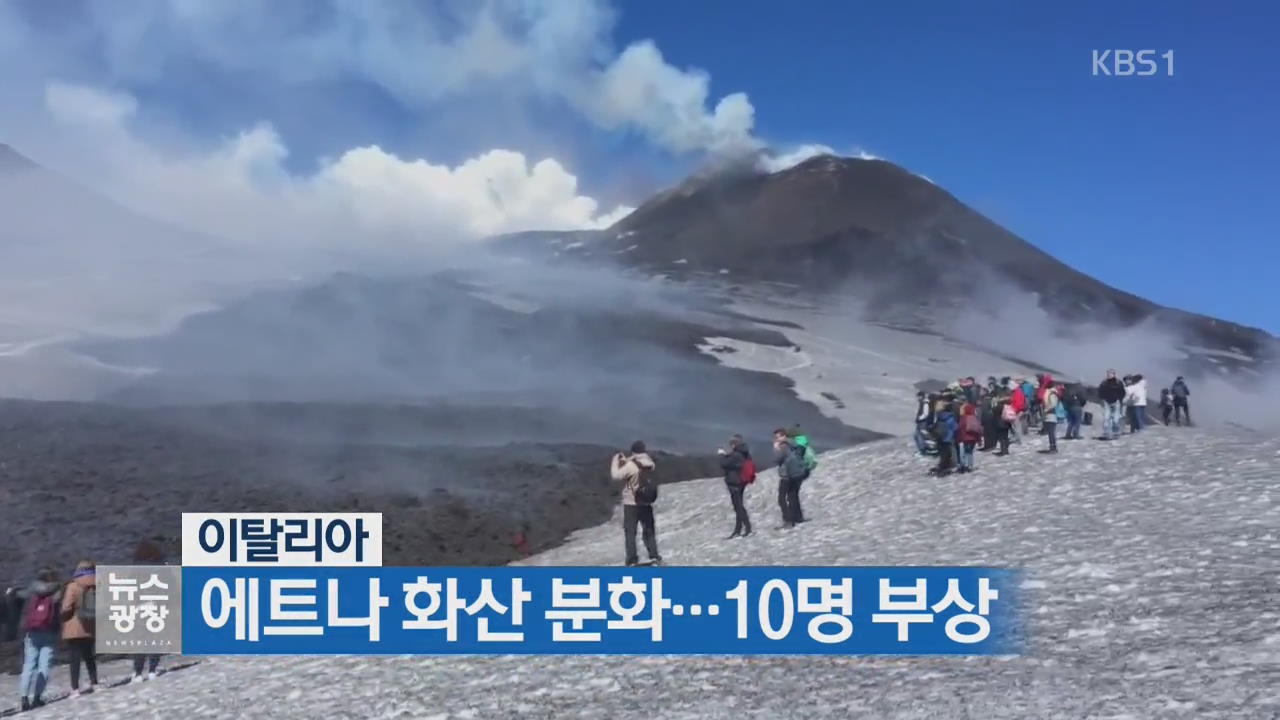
top-left (1125, 379), bottom-right (1148, 407)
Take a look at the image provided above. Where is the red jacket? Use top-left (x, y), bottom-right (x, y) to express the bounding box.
top-left (1037, 375), bottom-right (1055, 405)
top-left (1011, 387), bottom-right (1027, 412)
top-left (958, 409), bottom-right (983, 444)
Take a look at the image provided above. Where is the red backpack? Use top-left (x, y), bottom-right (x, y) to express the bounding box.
top-left (23, 594), bottom-right (57, 632)
top-left (741, 457), bottom-right (757, 485)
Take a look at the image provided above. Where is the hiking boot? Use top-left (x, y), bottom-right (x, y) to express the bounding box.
top-left (649, 558), bottom-right (663, 567)
top-left (70, 689), bottom-right (81, 699)
top-left (20, 698), bottom-right (30, 712)
top-left (727, 531), bottom-right (741, 539)
top-left (742, 528), bottom-right (753, 537)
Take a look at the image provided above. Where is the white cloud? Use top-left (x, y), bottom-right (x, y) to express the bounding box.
top-left (39, 82), bottom-right (631, 250)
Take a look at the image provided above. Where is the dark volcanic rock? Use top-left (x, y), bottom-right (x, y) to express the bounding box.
top-left (0, 399), bottom-right (730, 588)
top-left (498, 155), bottom-right (1276, 372)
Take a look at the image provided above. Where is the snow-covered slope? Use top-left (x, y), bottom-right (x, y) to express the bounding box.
top-left (696, 294), bottom-right (1051, 436)
top-left (29, 426), bottom-right (1280, 719)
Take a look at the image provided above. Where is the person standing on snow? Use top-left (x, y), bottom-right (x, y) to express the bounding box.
top-left (772, 429), bottom-right (807, 528)
top-left (1098, 369), bottom-right (1128, 440)
top-left (979, 388), bottom-right (999, 452)
top-left (1008, 381), bottom-right (1027, 445)
top-left (718, 435), bottom-right (754, 539)
top-left (1171, 376), bottom-right (1192, 425)
top-left (1021, 377), bottom-right (1039, 431)
top-left (1041, 384), bottom-right (1065, 453)
top-left (61, 560), bottom-right (99, 698)
top-left (611, 442), bottom-right (662, 566)
top-left (1159, 389), bottom-right (1174, 425)
top-left (929, 402), bottom-right (959, 476)
top-left (1062, 383), bottom-right (1087, 439)
top-left (13, 568), bottom-right (62, 711)
top-left (956, 403), bottom-right (983, 473)
top-left (913, 391), bottom-right (932, 455)
top-left (994, 392), bottom-right (1016, 456)
top-left (1125, 374), bottom-right (1149, 433)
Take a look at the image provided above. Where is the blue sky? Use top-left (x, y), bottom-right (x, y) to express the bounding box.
top-left (1, 0), bottom-right (1276, 333)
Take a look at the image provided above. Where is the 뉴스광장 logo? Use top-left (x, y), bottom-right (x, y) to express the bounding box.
top-left (95, 565), bottom-right (183, 655)
top-left (1092, 50), bottom-right (1174, 77)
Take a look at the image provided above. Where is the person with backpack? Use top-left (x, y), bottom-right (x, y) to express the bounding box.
top-left (718, 435), bottom-right (754, 539)
top-left (1008, 382), bottom-right (1027, 445)
top-left (15, 568), bottom-right (62, 711)
top-left (956, 403), bottom-right (983, 473)
top-left (772, 429), bottom-right (808, 528)
top-left (995, 393), bottom-right (1017, 456)
top-left (1062, 383), bottom-right (1087, 440)
top-left (61, 560), bottom-right (99, 697)
top-left (1020, 377), bottom-right (1038, 431)
top-left (1159, 388), bottom-right (1174, 425)
top-left (791, 428), bottom-right (818, 519)
top-left (1098, 369), bottom-right (1128, 440)
top-left (928, 402), bottom-right (958, 476)
top-left (1171, 376), bottom-right (1191, 425)
top-left (610, 441), bottom-right (662, 567)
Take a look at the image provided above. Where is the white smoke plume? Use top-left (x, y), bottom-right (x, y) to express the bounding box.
top-left (3, 0), bottom-right (761, 158)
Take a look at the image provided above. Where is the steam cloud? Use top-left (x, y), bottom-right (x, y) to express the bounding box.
top-left (945, 278), bottom-right (1280, 433)
top-left (0, 0), bottom-right (775, 337)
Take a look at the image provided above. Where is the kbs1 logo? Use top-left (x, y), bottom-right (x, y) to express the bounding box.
top-left (1092, 49), bottom-right (1174, 77)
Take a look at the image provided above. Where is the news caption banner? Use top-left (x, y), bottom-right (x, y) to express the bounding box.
top-left (99, 513), bottom-right (1024, 656)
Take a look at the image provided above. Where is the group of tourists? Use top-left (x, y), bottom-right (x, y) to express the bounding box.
top-left (609, 426), bottom-right (818, 565)
top-left (913, 370), bottom-right (1194, 476)
top-left (3, 540), bottom-right (169, 712)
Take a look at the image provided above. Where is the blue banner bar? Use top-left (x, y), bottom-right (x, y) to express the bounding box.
top-left (182, 566), bottom-right (1021, 655)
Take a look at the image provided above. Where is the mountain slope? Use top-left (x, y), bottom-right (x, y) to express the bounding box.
top-left (0, 143), bottom-right (252, 340)
top-left (499, 155), bottom-right (1275, 373)
top-left (77, 272), bottom-right (882, 453)
top-left (29, 426), bottom-right (1279, 719)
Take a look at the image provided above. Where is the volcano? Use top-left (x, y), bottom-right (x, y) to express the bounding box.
top-left (500, 154), bottom-right (1276, 374)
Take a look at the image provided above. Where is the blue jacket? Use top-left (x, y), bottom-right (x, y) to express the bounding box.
top-left (935, 411), bottom-right (958, 444)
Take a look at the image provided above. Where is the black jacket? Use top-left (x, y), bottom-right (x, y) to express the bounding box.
top-left (1063, 384), bottom-right (1088, 409)
top-left (719, 445), bottom-right (750, 488)
top-left (1098, 377), bottom-right (1127, 404)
